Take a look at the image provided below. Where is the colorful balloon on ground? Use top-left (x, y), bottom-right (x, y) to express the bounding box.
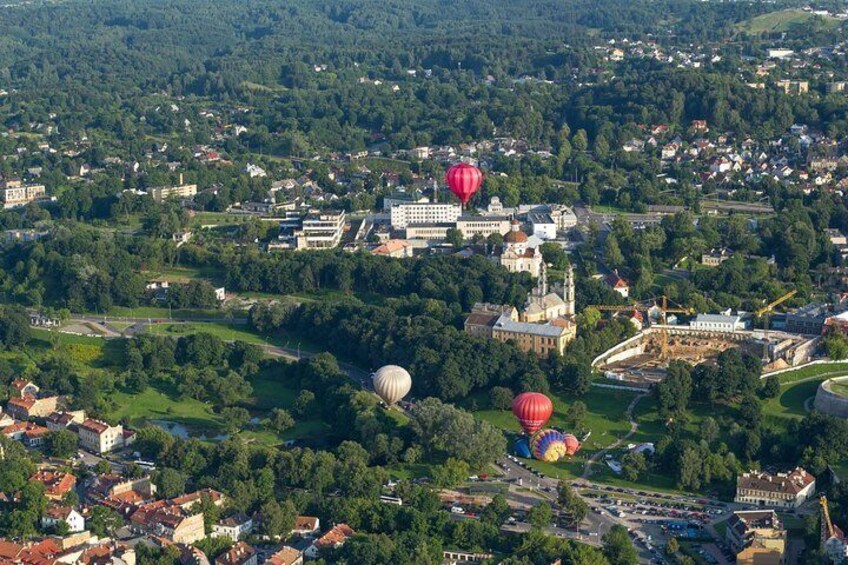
top-left (445, 162), bottom-right (483, 205)
top-left (512, 392), bottom-right (553, 435)
top-left (530, 429), bottom-right (568, 462)
top-left (372, 365), bottom-right (412, 405)
top-left (514, 437), bottom-right (532, 459)
top-left (563, 433), bottom-right (581, 456)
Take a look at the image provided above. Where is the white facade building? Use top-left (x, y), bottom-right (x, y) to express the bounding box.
top-left (528, 212), bottom-right (557, 240)
top-left (390, 203), bottom-right (461, 229)
top-left (689, 313), bottom-right (747, 333)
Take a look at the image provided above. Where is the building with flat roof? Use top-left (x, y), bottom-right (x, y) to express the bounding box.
top-left (787, 303), bottom-right (832, 335)
top-left (1, 180), bottom-right (46, 209)
top-left (456, 216), bottom-right (511, 239)
top-left (528, 212), bottom-right (557, 240)
top-left (390, 202), bottom-right (461, 229)
top-left (149, 178), bottom-right (197, 203)
top-left (296, 210), bottom-right (345, 249)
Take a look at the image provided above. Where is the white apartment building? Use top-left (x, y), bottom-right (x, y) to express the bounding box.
top-left (456, 216), bottom-right (510, 239)
top-left (390, 203), bottom-right (461, 229)
top-left (78, 419), bottom-right (133, 454)
top-left (1, 180), bottom-right (46, 209)
top-left (149, 175), bottom-right (197, 202)
top-left (296, 210), bottom-right (346, 250)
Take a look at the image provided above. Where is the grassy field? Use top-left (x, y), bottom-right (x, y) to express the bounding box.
top-left (830, 380), bottom-right (848, 398)
top-left (774, 362), bottom-right (848, 385)
top-left (476, 388), bottom-right (642, 482)
top-left (738, 9), bottom-right (840, 33)
top-left (144, 321), bottom-right (322, 353)
top-left (106, 362), bottom-right (331, 447)
top-left (104, 305), bottom-right (225, 319)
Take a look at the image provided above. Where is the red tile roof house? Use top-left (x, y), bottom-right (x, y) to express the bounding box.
top-left (129, 500), bottom-right (205, 544)
top-left (214, 542), bottom-right (256, 565)
top-left (304, 524), bottom-right (355, 560)
top-left (3, 422), bottom-right (49, 446)
top-left (5, 394), bottom-right (58, 419)
top-left (10, 379), bottom-right (39, 397)
top-left (30, 470), bottom-right (76, 500)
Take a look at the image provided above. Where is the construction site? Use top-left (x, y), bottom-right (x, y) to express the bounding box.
top-left (590, 293), bottom-right (820, 387)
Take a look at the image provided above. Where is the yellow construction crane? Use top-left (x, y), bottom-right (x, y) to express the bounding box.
top-left (588, 297), bottom-right (696, 360)
top-left (756, 290), bottom-right (797, 360)
top-left (755, 290), bottom-right (798, 317)
top-left (587, 296), bottom-right (694, 322)
top-left (822, 496), bottom-right (835, 542)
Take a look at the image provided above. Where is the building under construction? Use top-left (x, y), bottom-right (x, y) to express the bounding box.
top-left (592, 323), bottom-right (819, 387)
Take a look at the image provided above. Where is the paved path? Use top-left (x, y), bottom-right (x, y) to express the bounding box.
top-left (581, 393), bottom-right (647, 479)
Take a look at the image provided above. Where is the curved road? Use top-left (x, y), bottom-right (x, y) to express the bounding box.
top-left (581, 393), bottom-right (647, 479)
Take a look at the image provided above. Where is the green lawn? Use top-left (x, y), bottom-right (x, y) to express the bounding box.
top-left (830, 381), bottom-right (848, 398)
top-left (774, 363), bottom-right (848, 385)
top-left (30, 329), bottom-right (125, 368)
top-left (105, 305), bottom-right (224, 319)
top-left (738, 9), bottom-right (839, 33)
top-left (476, 388), bottom-right (642, 482)
top-left (763, 379), bottom-right (822, 422)
top-left (145, 321), bottom-right (322, 353)
top-left (108, 386), bottom-right (223, 432)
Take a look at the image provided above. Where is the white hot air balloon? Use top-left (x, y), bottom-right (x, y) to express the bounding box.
top-left (372, 365), bottom-right (412, 405)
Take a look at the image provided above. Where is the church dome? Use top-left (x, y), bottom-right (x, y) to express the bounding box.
top-left (504, 219), bottom-right (529, 243)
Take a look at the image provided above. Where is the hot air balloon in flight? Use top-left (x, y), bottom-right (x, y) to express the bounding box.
top-left (530, 429), bottom-right (568, 462)
top-left (445, 162), bottom-right (483, 206)
top-left (563, 433), bottom-right (581, 456)
top-left (512, 392), bottom-right (553, 436)
top-left (372, 365), bottom-right (412, 405)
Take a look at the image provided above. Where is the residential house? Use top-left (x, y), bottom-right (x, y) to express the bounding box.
top-left (41, 506), bottom-right (85, 533)
top-left (86, 475), bottom-right (157, 513)
top-left (130, 500), bottom-right (205, 544)
top-left (604, 271), bottom-right (630, 298)
top-left (172, 488), bottom-right (226, 511)
top-left (304, 524), bottom-right (355, 559)
top-left (291, 516), bottom-right (320, 537)
top-left (10, 379), bottom-right (39, 397)
top-left (726, 510), bottom-right (786, 564)
top-left (265, 546), bottom-right (303, 565)
top-left (212, 513), bottom-right (253, 542)
top-left (701, 247), bottom-right (733, 266)
top-left (214, 542), bottom-right (256, 565)
top-left (371, 240), bottom-right (413, 258)
top-left (6, 394), bottom-right (59, 419)
top-left (78, 419), bottom-right (134, 454)
top-left (734, 468), bottom-right (816, 509)
top-left (2, 421), bottom-right (49, 446)
top-left (29, 471), bottom-right (76, 500)
top-left (45, 410), bottom-right (86, 431)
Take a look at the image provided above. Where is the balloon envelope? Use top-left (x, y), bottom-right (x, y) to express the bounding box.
top-left (513, 437), bottom-right (532, 459)
top-left (530, 429), bottom-right (568, 462)
top-left (372, 365), bottom-right (412, 405)
top-left (563, 433), bottom-right (581, 456)
top-left (512, 392), bottom-right (553, 435)
top-left (445, 163), bottom-right (483, 205)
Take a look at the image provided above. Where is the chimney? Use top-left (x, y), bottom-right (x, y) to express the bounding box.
top-left (179, 173), bottom-right (184, 185)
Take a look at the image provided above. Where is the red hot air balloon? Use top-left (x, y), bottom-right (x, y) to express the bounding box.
top-left (563, 433), bottom-right (581, 456)
top-left (512, 392), bottom-right (553, 435)
top-left (445, 163), bottom-right (483, 205)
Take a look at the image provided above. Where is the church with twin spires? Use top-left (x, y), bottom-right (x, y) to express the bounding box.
top-left (464, 262), bottom-right (578, 358)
